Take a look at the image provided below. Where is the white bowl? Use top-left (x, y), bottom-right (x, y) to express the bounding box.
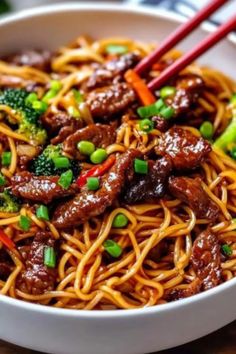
top-left (0, 4), bottom-right (236, 354)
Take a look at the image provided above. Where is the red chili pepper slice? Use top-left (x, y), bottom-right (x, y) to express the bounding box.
top-left (0, 228), bottom-right (15, 250)
top-left (77, 155), bottom-right (116, 188)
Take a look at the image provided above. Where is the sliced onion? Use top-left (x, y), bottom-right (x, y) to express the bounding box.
top-left (17, 144), bottom-right (37, 157)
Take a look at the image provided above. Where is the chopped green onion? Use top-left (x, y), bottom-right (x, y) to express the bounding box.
top-left (68, 106), bottom-right (80, 118)
top-left (53, 156), bottom-right (70, 169)
top-left (230, 146), bottom-right (236, 160)
top-left (0, 173), bottom-right (6, 186)
top-left (105, 44), bottom-right (128, 55)
top-left (1, 151), bottom-right (12, 166)
top-left (25, 92), bottom-right (38, 105)
top-left (160, 106), bottom-right (175, 120)
top-left (36, 205), bottom-right (49, 221)
top-left (134, 158), bottom-right (148, 174)
top-left (139, 119), bottom-right (154, 133)
top-left (90, 149), bottom-right (108, 164)
top-left (19, 215), bottom-right (31, 231)
top-left (221, 244), bottom-right (233, 257)
top-left (73, 90), bottom-right (84, 103)
top-left (44, 246), bottom-right (56, 268)
top-left (230, 93), bottom-right (236, 106)
top-left (160, 86), bottom-right (176, 99)
top-left (200, 121), bottom-right (214, 140)
top-left (58, 170), bottom-right (73, 190)
top-left (32, 100), bottom-right (48, 113)
top-left (86, 177), bottom-right (100, 191)
top-left (137, 99), bottom-right (165, 119)
top-left (112, 213), bottom-right (129, 228)
top-left (78, 140), bottom-right (95, 156)
top-left (213, 117), bottom-right (236, 151)
top-left (42, 89), bottom-right (57, 103)
top-left (50, 80), bottom-right (62, 92)
top-left (103, 239), bottom-right (122, 258)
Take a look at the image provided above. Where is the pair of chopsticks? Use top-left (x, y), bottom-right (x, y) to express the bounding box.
top-left (134, 0), bottom-right (236, 91)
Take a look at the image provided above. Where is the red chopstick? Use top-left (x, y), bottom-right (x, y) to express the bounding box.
top-left (135, 0), bottom-right (229, 75)
top-left (148, 15), bottom-right (236, 91)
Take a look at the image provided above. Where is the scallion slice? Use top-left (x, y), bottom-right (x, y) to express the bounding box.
top-left (36, 205), bottom-right (49, 221)
top-left (134, 159), bottom-right (148, 174)
top-left (103, 239), bottom-right (122, 258)
top-left (53, 156), bottom-right (70, 169)
top-left (19, 215), bottom-right (31, 231)
top-left (58, 170), bottom-right (73, 190)
top-left (160, 86), bottom-right (176, 99)
top-left (1, 151), bottom-right (12, 166)
top-left (137, 99), bottom-right (165, 119)
top-left (105, 44), bottom-right (128, 55)
top-left (44, 246), bottom-right (56, 268)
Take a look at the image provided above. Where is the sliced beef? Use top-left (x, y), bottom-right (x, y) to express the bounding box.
top-left (123, 156), bottom-right (172, 204)
top-left (86, 82), bottom-right (136, 121)
top-left (11, 171), bottom-right (78, 204)
top-left (168, 176), bottom-right (219, 220)
top-left (164, 278), bottom-right (201, 302)
top-left (151, 116), bottom-right (170, 132)
top-left (148, 240), bottom-right (168, 263)
top-left (17, 231), bottom-right (58, 295)
top-left (4, 50), bottom-right (52, 72)
top-left (52, 149), bottom-right (141, 229)
top-left (166, 74), bottom-right (204, 117)
top-left (86, 53), bottom-right (140, 89)
top-left (41, 112), bottom-right (83, 145)
top-left (63, 123), bottom-right (116, 157)
top-left (0, 250), bottom-right (14, 281)
top-left (191, 229), bottom-right (222, 290)
top-left (158, 126), bottom-right (211, 170)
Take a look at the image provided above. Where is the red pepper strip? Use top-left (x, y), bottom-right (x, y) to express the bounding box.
top-left (77, 155), bottom-right (116, 188)
top-left (0, 228), bottom-right (15, 250)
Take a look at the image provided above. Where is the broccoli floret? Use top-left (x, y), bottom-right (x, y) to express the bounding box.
top-left (18, 120), bottom-right (47, 146)
top-left (0, 88), bottom-right (39, 124)
top-left (30, 144), bottom-right (81, 178)
top-left (0, 88), bottom-right (47, 145)
top-left (0, 190), bottom-right (20, 213)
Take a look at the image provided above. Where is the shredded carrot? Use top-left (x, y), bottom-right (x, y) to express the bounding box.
top-left (125, 69), bottom-right (156, 106)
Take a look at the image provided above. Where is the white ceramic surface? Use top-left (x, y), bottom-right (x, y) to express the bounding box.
top-left (0, 4), bottom-right (236, 354)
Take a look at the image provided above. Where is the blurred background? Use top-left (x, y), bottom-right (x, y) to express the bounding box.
top-left (0, 0), bottom-right (235, 24)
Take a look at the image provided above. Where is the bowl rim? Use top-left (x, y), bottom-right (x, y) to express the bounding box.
top-left (0, 2), bottom-right (236, 318)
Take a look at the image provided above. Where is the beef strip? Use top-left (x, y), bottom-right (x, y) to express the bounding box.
top-left (0, 249), bottom-right (14, 280)
top-left (148, 240), bottom-right (169, 263)
top-left (164, 278), bottom-right (202, 302)
top-left (86, 82), bottom-right (136, 121)
top-left (52, 149), bottom-right (141, 229)
top-left (158, 126), bottom-right (211, 170)
top-left (17, 231), bottom-right (58, 295)
top-left (123, 156), bottom-right (172, 204)
top-left (41, 111), bottom-right (83, 145)
top-left (11, 171), bottom-right (78, 204)
top-left (86, 53), bottom-right (140, 89)
top-left (166, 74), bottom-right (204, 117)
top-left (3, 50), bottom-right (52, 72)
top-left (191, 229), bottom-right (222, 290)
top-left (151, 116), bottom-right (170, 133)
top-left (63, 123), bottom-right (116, 157)
top-left (168, 176), bottom-right (219, 220)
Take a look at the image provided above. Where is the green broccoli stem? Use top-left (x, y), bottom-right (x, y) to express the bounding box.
top-left (213, 116), bottom-right (236, 151)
